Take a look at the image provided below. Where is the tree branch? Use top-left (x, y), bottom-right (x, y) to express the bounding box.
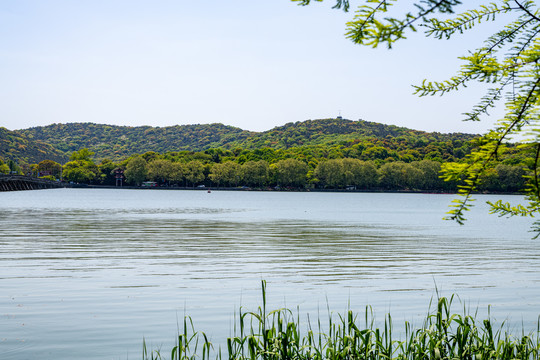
top-left (514, 0), bottom-right (540, 22)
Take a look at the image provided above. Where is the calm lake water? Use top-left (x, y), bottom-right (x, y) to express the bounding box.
top-left (1, 188), bottom-right (539, 359)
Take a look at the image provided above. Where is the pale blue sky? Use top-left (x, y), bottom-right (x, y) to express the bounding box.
top-left (1, 0), bottom-right (501, 134)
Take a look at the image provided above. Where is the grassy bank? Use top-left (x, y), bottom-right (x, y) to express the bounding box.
top-left (143, 281), bottom-right (540, 360)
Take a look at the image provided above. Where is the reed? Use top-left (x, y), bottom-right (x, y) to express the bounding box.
top-left (143, 281), bottom-right (540, 360)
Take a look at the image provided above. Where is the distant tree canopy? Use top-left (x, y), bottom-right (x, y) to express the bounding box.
top-left (125, 156), bottom-right (147, 186)
top-left (314, 158), bottom-right (378, 188)
top-left (25, 146), bottom-right (524, 194)
top-left (63, 148), bottom-right (99, 183)
top-left (294, 0), bottom-right (540, 233)
top-left (274, 159), bottom-right (309, 187)
top-left (37, 160), bottom-right (62, 178)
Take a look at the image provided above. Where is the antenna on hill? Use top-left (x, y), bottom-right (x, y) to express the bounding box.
top-left (337, 110), bottom-right (343, 120)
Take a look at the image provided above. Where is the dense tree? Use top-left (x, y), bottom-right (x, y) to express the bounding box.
top-left (342, 159), bottom-right (378, 189)
top-left (38, 144), bottom-right (529, 192)
top-left (415, 160), bottom-right (445, 190)
top-left (169, 162), bottom-right (185, 185)
top-left (0, 158), bottom-right (10, 174)
top-left (63, 149), bottom-right (99, 183)
top-left (124, 156), bottom-right (147, 186)
top-left (496, 164), bottom-right (527, 192)
top-left (205, 148), bottom-right (231, 163)
top-left (147, 159), bottom-right (174, 185)
top-left (69, 148), bottom-right (94, 162)
top-left (314, 158), bottom-right (379, 189)
top-left (379, 162), bottom-right (423, 190)
top-left (210, 161), bottom-right (241, 187)
top-left (142, 151), bottom-right (160, 163)
top-left (478, 164), bottom-right (527, 192)
top-left (379, 162), bottom-right (405, 190)
top-left (63, 161), bottom-right (98, 183)
top-left (184, 161), bottom-right (205, 187)
top-left (37, 160), bottom-right (62, 179)
top-left (98, 159), bottom-right (118, 185)
top-left (314, 159), bottom-right (343, 188)
top-left (7, 159), bottom-right (20, 174)
top-left (274, 159), bottom-right (309, 188)
top-left (241, 160), bottom-right (269, 187)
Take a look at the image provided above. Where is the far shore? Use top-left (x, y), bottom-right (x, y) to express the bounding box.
top-left (65, 183), bottom-right (522, 196)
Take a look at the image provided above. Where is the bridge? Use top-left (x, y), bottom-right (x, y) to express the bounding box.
top-left (0, 174), bottom-right (67, 191)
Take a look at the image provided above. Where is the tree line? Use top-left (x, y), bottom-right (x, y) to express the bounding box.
top-left (4, 147), bottom-right (526, 193)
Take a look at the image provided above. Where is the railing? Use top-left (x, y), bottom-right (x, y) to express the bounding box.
top-left (0, 174), bottom-right (66, 192)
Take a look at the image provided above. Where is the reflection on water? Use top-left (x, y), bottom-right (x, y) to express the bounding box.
top-left (0, 189), bottom-right (539, 360)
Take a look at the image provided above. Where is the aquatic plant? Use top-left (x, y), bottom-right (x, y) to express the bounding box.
top-left (143, 281), bottom-right (540, 360)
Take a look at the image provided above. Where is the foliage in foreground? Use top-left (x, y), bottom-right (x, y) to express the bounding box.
top-left (143, 282), bottom-right (540, 360)
top-left (292, 0), bottom-right (540, 232)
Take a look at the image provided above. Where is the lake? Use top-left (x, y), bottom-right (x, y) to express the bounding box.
top-left (1, 188), bottom-right (539, 359)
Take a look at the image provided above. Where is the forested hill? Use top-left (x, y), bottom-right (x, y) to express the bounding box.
top-left (0, 127), bottom-right (66, 164)
top-left (9, 119), bottom-right (478, 162)
top-left (241, 119), bottom-right (476, 148)
top-left (17, 122), bottom-right (255, 162)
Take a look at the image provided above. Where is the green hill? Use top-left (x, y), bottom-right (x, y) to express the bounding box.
top-left (236, 119), bottom-right (475, 148)
top-left (0, 127), bottom-right (67, 164)
top-left (16, 122), bottom-right (255, 161)
top-left (5, 119), bottom-right (478, 163)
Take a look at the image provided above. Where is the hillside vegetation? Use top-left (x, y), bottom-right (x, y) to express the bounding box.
top-left (0, 127), bottom-right (66, 164)
top-left (1, 119), bottom-right (529, 193)
top-left (10, 119), bottom-right (477, 163)
top-left (16, 122), bottom-right (254, 162)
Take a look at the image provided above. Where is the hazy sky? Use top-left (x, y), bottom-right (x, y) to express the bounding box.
top-left (1, 0), bottom-right (501, 134)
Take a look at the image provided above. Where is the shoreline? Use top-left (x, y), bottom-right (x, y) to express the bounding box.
top-left (66, 183), bottom-right (523, 196)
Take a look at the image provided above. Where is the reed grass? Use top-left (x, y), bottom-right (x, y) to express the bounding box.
top-left (143, 281), bottom-right (540, 360)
